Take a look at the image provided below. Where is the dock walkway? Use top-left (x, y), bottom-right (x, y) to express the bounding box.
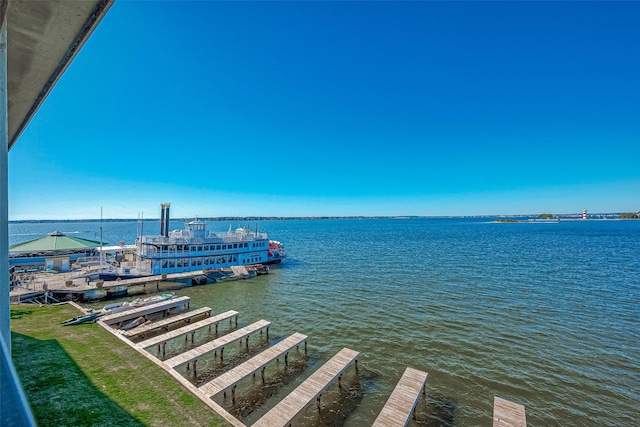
top-left (199, 332), bottom-right (308, 399)
top-left (121, 306), bottom-right (212, 339)
top-left (137, 310), bottom-right (240, 356)
top-left (252, 347), bottom-right (359, 427)
top-left (99, 296), bottom-right (191, 326)
top-left (164, 319), bottom-right (271, 370)
top-left (493, 397), bottom-right (527, 427)
top-left (372, 367), bottom-right (428, 427)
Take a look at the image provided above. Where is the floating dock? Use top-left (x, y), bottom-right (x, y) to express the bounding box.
top-left (10, 269), bottom-right (220, 303)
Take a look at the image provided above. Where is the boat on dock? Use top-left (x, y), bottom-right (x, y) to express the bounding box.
top-left (120, 316), bottom-right (148, 331)
top-left (101, 293), bottom-right (176, 315)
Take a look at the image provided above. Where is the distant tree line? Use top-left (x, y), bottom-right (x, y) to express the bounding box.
top-left (619, 212), bottom-right (640, 219)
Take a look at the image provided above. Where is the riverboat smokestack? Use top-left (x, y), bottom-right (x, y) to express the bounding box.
top-left (160, 203), bottom-right (171, 237)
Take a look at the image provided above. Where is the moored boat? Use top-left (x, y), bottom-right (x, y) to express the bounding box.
top-left (120, 316), bottom-right (147, 331)
top-left (206, 265), bottom-right (257, 282)
top-left (250, 264), bottom-right (270, 275)
top-left (131, 204), bottom-right (286, 277)
top-left (106, 284), bottom-right (128, 298)
top-left (83, 288), bottom-right (107, 302)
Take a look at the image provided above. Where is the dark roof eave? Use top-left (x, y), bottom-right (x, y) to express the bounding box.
top-left (7, 0), bottom-right (115, 150)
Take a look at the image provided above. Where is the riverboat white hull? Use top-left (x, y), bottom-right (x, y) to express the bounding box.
top-left (129, 204), bottom-right (285, 278)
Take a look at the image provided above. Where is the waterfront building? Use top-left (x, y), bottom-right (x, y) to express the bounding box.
top-left (9, 231), bottom-right (102, 272)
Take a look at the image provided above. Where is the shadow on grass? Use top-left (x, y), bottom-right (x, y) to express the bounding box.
top-left (10, 309), bottom-right (35, 320)
top-left (11, 332), bottom-right (145, 427)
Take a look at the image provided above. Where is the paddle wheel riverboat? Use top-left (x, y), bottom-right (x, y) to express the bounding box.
top-left (133, 204), bottom-right (285, 277)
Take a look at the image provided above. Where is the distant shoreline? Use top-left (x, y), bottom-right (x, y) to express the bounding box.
top-left (9, 215), bottom-right (637, 223)
top-left (494, 218), bottom-right (636, 223)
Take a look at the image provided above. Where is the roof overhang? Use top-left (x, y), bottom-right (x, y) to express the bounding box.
top-left (3, 0), bottom-right (114, 150)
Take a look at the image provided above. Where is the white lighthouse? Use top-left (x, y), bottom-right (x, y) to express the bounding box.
top-left (583, 209), bottom-right (587, 220)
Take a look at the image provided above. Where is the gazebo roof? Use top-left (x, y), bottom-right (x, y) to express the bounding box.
top-left (9, 231), bottom-right (104, 252)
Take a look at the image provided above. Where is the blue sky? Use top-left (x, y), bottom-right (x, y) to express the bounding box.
top-left (8, 1), bottom-right (640, 220)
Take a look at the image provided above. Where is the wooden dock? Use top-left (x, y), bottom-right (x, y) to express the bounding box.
top-left (98, 296), bottom-right (191, 326)
top-left (136, 310), bottom-right (240, 356)
top-left (372, 367), bottom-right (428, 427)
top-left (493, 396), bottom-right (527, 427)
top-left (199, 332), bottom-right (308, 400)
top-left (121, 306), bottom-right (213, 339)
top-left (252, 347), bottom-right (359, 427)
top-left (98, 270), bottom-right (208, 293)
top-left (164, 319), bottom-right (271, 370)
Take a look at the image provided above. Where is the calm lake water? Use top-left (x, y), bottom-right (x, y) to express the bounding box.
top-left (9, 218), bottom-right (640, 426)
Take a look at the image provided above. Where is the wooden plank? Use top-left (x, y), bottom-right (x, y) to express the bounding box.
top-left (136, 310), bottom-right (239, 349)
top-left (493, 396), bottom-right (527, 427)
top-left (121, 306), bottom-right (212, 338)
top-left (199, 332), bottom-right (308, 397)
top-left (98, 296), bottom-right (190, 325)
top-left (164, 319), bottom-right (271, 369)
top-left (253, 347), bottom-right (359, 427)
top-left (372, 367), bottom-right (428, 427)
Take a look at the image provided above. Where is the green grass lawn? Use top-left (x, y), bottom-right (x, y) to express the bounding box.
top-left (10, 304), bottom-right (229, 427)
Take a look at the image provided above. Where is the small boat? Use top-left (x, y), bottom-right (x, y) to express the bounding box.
top-left (101, 293), bottom-right (176, 315)
top-left (206, 266), bottom-right (256, 282)
top-left (102, 301), bottom-right (135, 314)
top-left (191, 274), bottom-right (208, 286)
top-left (106, 284), bottom-right (128, 298)
top-left (83, 288), bottom-right (108, 302)
top-left (250, 264), bottom-right (269, 275)
top-left (120, 316), bottom-right (147, 331)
